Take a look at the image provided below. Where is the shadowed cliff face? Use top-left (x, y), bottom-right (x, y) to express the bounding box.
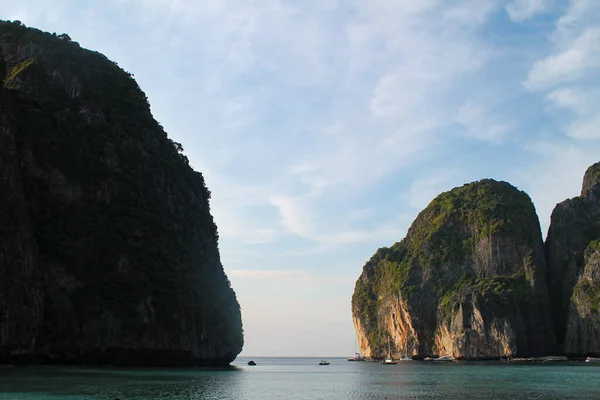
top-left (565, 241), bottom-right (600, 355)
top-left (0, 21), bottom-right (242, 366)
top-left (0, 61), bottom-right (44, 357)
top-left (352, 179), bottom-right (555, 359)
top-left (546, 162), bottom-right (600, 355)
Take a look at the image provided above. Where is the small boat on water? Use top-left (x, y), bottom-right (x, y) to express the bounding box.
top-left (247, 360), bottom-right (257, 366)
top-left (348, 353), bottom-right (367, 361)
top-left (585, 357), bottom-right (600, 363)
top-left (319, 360), bottom-right (330, 365)
top-left (541, 356), bottom-right (568, 363)
top-left (433, 355), bottom-right (454, 362)
top-left (398, 356), bottom-right (413, 361)
top-left (381, 343), bottom-right (397, 364)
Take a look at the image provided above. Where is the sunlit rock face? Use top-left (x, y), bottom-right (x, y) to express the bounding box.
top-left (546, 162), bottom-right (600, 355)
top-left (352, 179), bottom-right (556, 359)
top-left (0, 21), bottom-right (242, 366)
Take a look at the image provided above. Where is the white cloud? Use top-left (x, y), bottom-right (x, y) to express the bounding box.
top-left (371, 73), bottom-right (415, 118)
top-left (546, 87), bottom-right (588, 113)
top-left (525, 0), bottom-right (600, 92)
top-left (454, 102), bottom-right (511, 142)
top-left (525, 1), bottom-right (600, 143)
top-left (443, 0), bottom-right (499, 27)
top-left (269, 195), bottom-right (314, 238)
top-left (525, 28), bottom-right (600, 90)
top-left (269, 194), bottom-right (406, 248)
top-left (406, 175), bottom-right (456, 210)
top-left (545, 87), bottom-right (600, 140)
top-left (568, 114), bottom-right (600, 140)
top-left (506, 0), bottom-right (548, 22)
top-left (555, 0), bottom-right (600, 40)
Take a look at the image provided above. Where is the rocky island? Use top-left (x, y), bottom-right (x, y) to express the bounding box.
top-left (353, 166), bottom-right (600, 359)
top-left (352, 167), bottom-right (600, 360)
top-left (0, 21), bottom-right (243, 366)
top-left (352, 180), bottom-right (556, 359)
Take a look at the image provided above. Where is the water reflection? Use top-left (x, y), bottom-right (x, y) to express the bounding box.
top-left (345, 360), bottom-right (599, 400)
top-left (0, 366), bottom-right (244, 400)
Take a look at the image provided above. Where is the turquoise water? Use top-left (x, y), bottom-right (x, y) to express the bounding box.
top-left (1, 357), bottom-right (600, 399)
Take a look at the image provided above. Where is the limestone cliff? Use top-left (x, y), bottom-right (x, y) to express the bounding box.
top-left (564, 241), bottom-right (600, 355)
top-left (0, 21), bottom-right (242, 366)
top-left (546, 162), bottom-right (600, 354)
top-left (352, 179), bottom-right (555, 359)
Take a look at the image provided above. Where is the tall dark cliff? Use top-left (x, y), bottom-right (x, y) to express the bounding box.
top-left (0, 21), bottom-right (242, 366)
top-left (352, 179), bottom-right (555, 359)
top-left (546, 162), bottom-right (600, 355)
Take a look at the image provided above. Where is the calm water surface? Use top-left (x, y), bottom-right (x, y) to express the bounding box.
top-left (1, 357), bottom-right (599, 399)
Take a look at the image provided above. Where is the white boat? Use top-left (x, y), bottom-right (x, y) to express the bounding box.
top-left (398, 339), bottom-right (412, 361)
top-left (585, 357), bottom-right (600, 363)
top-left (348, 352), bottom-right (367, 361)
top-left (433, 355), bottom-right (454, 361)
top-left (381, 343), bottom-right (397, 364)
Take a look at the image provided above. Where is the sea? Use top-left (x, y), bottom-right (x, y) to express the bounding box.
top-left (1, 357), bottom-right (600, 399)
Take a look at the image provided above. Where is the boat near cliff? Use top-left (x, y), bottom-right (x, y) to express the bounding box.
top-left (348, 353), bottom-right (367, 361)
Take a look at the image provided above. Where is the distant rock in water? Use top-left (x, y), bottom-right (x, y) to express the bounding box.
top-left (352, 179), bottom-right (556, 360)
top-left (0, 21), bottom-right (242, 366)
top-left (546, 162), bottom-right (600, 355)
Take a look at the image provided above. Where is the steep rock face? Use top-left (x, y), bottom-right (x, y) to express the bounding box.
top-left (546, 162), bottom-right (600, 354)
top-left (565, 241), bottom-right (600, 355)
top-left (352, 179), bottom-right (555, 359)
top-left (0, 21), bottom-right (242, 366)
top-left (0, 60), bottom-right (44, 356)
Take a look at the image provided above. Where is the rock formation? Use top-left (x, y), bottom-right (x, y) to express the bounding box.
top-left (546, 162), bottom-right (600, 355)
top-left (0, 21), bottom-right (242, 366)
top-left (352, 179), bottom-right (555, 359)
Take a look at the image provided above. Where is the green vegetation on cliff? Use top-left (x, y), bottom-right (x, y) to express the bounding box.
top-left (438, 272), bottom-right (533, 322)
top-left (570, 240), bottom-right (600, 312)
top-left (582, 162), bottom-right (600, 196)
top-left (0, 20), bottom-right (242, 366)
top-left (354, 180), bottom-right (539, 297)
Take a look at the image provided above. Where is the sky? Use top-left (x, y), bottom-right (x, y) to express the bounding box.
top-left (3, 0), bottom-right (600, 357)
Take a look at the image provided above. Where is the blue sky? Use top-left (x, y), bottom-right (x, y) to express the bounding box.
top-left (4, 0), bottom-right (600, 357)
